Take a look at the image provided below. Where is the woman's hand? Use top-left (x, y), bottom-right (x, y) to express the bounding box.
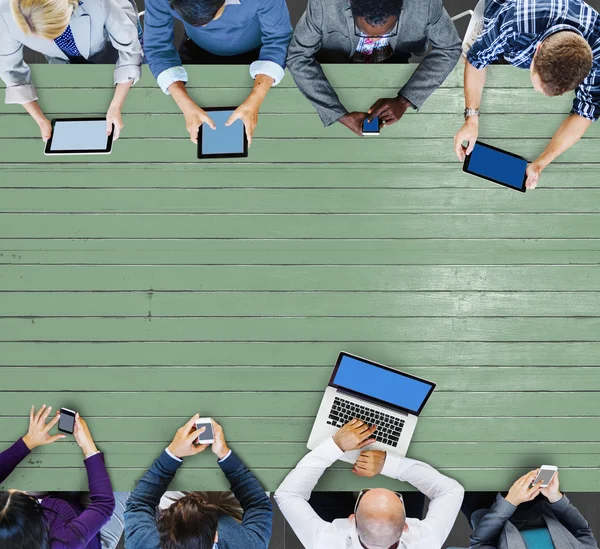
top-left (74, 414), bottom-right (99, 456)
top-left (22, 405), bottom-right (65, 450)
top-left (167, 414), bottom-right (211, 459)
top-left (106, 104), bottom-right (124, 141)
top-left (37, 117), bottom-right (52, 142)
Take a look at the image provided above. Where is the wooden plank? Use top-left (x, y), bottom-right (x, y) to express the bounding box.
top-left (2, 466), bottom-right (599, 492)
top-left (0, 366), bottom-right (600, 392)
top-left (4, 442), bottom-right (600, 468)
top-left (4, 189), bottom-right (600, 213)
top-left (20, 64), bottom-right (537, 89)
top-left (1, 138), bottom-right (599, 164)
top-left (0, 88), bottom-right (576, 116)
top-left (2, 290), bottom-right (599, 317)
top-left (1, 164), bottom-right (599, 188)
top-left (1, 265), bottom-right (598, 291)
top-left (2, 367), bottom-right (599, 391)
top-left (0, 391), bottom-right (597, 417)
top-left (2, 113), bottom-right (599, 139)
top-left (1, 342), bottom-right (599, 366)
top-left (0, 417), bottom-right (598, 442)
top-left (2, 317), bottom-right (600, 342)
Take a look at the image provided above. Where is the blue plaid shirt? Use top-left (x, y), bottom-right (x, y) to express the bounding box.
top-left (467, 0), bottom-right (600, 120)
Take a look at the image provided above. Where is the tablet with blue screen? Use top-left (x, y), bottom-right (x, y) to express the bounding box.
top-left (197, 107), bottom-right (248, 159)
top-left (463, 141), bottom-right (528, 192)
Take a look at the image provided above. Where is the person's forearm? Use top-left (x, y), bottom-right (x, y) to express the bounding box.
top-left (245, 73), bottom-right (274, 108)
top-left (464, 61), bottom-right (487, 109)
top-left (169, 81), bottom-right (198, 113)
top-left (533, 113), bottom-right (592, 169)
top-left (111, 81), bottom-right (133, 110)
top-left (22, 100), bottom-right (46, 123)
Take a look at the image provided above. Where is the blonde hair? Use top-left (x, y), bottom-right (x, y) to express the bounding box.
top-left (10, 0), bottom-right (78, 39)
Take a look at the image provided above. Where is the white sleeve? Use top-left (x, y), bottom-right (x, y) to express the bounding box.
top-left (382, 455), bottom-right (464, 547)
top-left (104, 0), bottom-right (143, 85)
top-left (274, 437), bottom-right (343, 549)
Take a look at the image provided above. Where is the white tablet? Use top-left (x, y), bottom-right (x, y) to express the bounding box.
top-left (44, 118), bottom-right (113, 156)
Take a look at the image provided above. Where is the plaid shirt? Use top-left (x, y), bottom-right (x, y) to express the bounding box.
top-left (467, 0), bottom-right (600, 120)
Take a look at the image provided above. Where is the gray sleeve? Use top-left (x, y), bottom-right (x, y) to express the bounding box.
top-left (0, 13), bottom-right (37, 104)
top-left (470, 494), bottom-right (516, 549)
top-left (285, 0), bottom-right (347, 126)
top-left (550, 495), bottom-right (598, 549)
top-left (398, 0), bottom-right (461, 109)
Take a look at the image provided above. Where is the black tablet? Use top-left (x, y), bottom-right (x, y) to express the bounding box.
top-left (198, 107), bottom-right (248, 159)
top-left (44, 118), bottom-right (113, 155)
top-left (463, 141), bottom-right (528, 192)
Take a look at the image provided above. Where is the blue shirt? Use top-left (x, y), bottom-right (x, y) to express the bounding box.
top-left (467, 0), bottom-right (600, 120)
top-left (521, 528), bottom-right (556, 549)
top-left (143, 0), bottom-right (292, 91)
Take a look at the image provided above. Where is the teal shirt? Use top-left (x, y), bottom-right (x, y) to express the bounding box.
top-left (521, 528), bottom-right (555, 549)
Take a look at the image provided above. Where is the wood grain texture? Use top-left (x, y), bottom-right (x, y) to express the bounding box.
top-left (0, 66), bottom-right (599, 491)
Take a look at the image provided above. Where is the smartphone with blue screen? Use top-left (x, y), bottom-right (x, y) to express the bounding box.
top-left (362, 117), bottom-right (380, 136)
top-left (463, 141), bottom-right (528, 192)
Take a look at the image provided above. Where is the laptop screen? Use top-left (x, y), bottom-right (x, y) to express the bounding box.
top-left (331, 354), bottom-right (435, 415)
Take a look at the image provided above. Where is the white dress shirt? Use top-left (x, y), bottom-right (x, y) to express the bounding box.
top-left (274, 437), bottom-right (464, 549)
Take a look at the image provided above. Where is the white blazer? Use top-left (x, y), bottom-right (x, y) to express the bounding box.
top-left (0, 0), bottom-right (143, 103)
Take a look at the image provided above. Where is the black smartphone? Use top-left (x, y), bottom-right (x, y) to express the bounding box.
top-left (58, 408), bottom-right (77, 434)
top-left (362, 117), bottom-right (380, 136)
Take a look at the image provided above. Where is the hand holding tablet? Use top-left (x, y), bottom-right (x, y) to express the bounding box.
top-left (463, 141), bottom-right (529, 192)
top-left (198, 107), bottom-right (249, 159)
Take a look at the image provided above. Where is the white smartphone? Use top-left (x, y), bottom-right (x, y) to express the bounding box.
top-left (531, 465), bottom-right (558, 487)
top-left (195, 418), bottom-right (215, 444)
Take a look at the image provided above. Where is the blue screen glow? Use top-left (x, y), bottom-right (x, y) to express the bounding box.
top-left (201, 110), bottom-right (245, 155)
top-left (332, 355), bottom-right (434, 414)
top-left (468, 143), bottom-right (527, 189)
top-left (363, 117), bottom-right (379, 133)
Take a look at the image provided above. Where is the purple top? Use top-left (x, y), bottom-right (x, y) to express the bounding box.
top-left (0, 438), bottom-right (115, 549)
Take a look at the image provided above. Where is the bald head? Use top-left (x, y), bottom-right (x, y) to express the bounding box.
top-left (355, 489), bottom-right (405, 549)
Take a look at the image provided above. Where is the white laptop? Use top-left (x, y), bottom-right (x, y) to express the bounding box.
top-left (307, 352), bottom-right (436, 464)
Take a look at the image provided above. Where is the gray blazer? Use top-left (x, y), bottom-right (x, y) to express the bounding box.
top-left (470, 494), bottom-right (598, 549)
top-left (0, 0), bottom-right (143, 104)
top-left (286, 0), bottom-right (461, 126)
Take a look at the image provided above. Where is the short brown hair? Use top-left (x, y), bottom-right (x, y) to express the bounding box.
top-left (157, 493), bottom-right (219, 549)
top-left (534, 31), bottom-right (593, 96)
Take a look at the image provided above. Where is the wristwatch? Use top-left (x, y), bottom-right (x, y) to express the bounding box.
top-left (464, 108), bottom-right (480, 120)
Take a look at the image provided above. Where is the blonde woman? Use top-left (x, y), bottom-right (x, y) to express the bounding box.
top-left (0, 0), bottom-right (143, 141)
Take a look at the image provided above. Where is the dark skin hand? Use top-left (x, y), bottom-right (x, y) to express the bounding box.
top-left (368, 96), bottom-right (412, 126)
top-left (339, 111), bottom-right (368, 136)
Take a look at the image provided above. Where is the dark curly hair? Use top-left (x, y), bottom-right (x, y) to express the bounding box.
top-left (157, 493), bottom-right (220, 549)
top-left (169, 0), bottom-right (224, 26)
top-left (350, 0), bottom-right (403, 27)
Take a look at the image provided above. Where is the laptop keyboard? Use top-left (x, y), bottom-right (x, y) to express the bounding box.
top-left (327, 396), bottom-right (405, 448)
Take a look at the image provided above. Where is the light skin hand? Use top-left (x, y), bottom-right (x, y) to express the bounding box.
top-left (526, 114), bottom-right (592, 189)
top-left (541, 470), bottom-right (563, 503)
top-left (454, 117), bottom-right (479, 161)
top-left (22, 101), bottom-right (52, 142)
top-left (210, 419), bottom-right (231, 460)
top-left (455, 61), bottom-right (487, 160)
top-left (226, 74), bottom-right (274, 146)
top-left (74, 413), bottom-right (99, 457)
top-left (22, 404), bottom-right (65, 450)
top-left (168, 81), bottom-right (216, 144)
top-left (167, 414), bottom-right (210, 459)
top-left (339, 112), bottom-right (368, 136)
top-left (505, 470), bottom-right (543, 507)
top-left (333, 418), bottom-right (377, 452)
top-left (106, 81), bottom-right (133, 141)
top-left (352, 450), bottom-right (386, 477)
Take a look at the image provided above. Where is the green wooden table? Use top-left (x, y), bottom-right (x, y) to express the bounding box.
top-left (1, 65), bottom-right (600, 492)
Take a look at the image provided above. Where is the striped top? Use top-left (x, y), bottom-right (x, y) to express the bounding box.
top-left (467, 0), bottom-right (600, 120)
